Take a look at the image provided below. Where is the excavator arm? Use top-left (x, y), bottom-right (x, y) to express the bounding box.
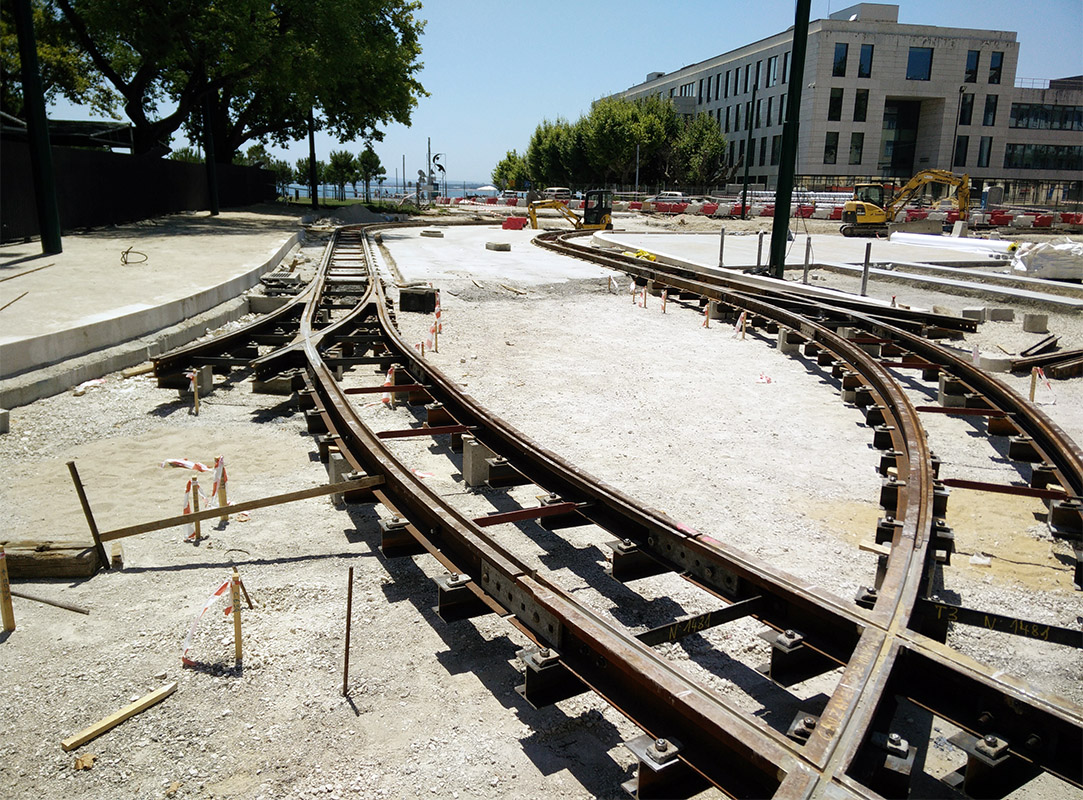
top-left (886, 170), bottom-right (970, 218)
top-left (528, 199), bottom-right (586, 230)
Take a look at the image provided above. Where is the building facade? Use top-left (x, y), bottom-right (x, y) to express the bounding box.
top-left (616, 3), bottom-right (1082, 200)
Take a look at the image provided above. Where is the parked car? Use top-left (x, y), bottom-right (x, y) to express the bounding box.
top-left (646, 191), bottom-right (686, 203)
top-left (542, 187), bottom-right (571, 200)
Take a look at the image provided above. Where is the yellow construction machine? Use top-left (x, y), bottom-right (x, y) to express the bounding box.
top-left (528, 189), bottom-right (613, 230)
top-left (840, 170), bottom-right (970, 237)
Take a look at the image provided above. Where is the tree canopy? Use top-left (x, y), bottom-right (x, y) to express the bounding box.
top-left (3, 0), bottom-right (426, 162)
top-left (494, 97), bottom-right (728, 193)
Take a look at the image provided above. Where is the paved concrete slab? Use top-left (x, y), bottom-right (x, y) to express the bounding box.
top-left (1, 206), bottom-right (306, 405)
top-left (381, 225), bottom-right (611, 285)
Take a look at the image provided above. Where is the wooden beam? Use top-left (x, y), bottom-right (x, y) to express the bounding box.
top-left (61, 682), bottom-right (178, 751)
top-left (99, 476), bottom-right (384, 542)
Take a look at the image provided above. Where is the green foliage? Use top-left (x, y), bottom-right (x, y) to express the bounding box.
top-left (497, 96), bottom-right (727, 192)
top-left (295, 156), bottom-right (326, 187)
top-left (326, 149), bottom-right (358, 201)
top-left (167, 146), bottom-right (202, 163)
top-left (491, 149), bottom-right (530, 191)
top-left (33, 0), bottom-right (426, 161)
top-left (356, 145), bottom-right (385, 202)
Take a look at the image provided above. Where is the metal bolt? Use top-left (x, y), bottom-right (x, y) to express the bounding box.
top-left (1026, 734), bottom-right (1042, 749)
top-left (978, 712), bottom-right (994, 725)
top-left (539, 648), bottom-right (550, 658)
top-left (654, 738), bottom-right (668, 752)
top-left (448, 572), bottom-right (459, 583)
top-left (984, 734), bottom-right (998, 748)
top-left (705, 567), bottom-right (714, 578)
top-left (802, 717), bottom-right (817, 729)
top-left (622, 539), bottom-right (633, 547)
top-left (784, 629), bottom-right (796, 639)
top-left (888, 733), bottom-right (901, 746)
top-left (390, 515), bottom-right (401, 524)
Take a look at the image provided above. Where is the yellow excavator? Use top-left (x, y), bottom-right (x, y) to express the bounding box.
top-left (840, 170), bottom-right (970, 237)
top-left (528, 189), bottom-right (614, 230)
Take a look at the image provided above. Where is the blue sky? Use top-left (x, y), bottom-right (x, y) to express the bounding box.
top-left (49, 0), bottom-right (1083, 185)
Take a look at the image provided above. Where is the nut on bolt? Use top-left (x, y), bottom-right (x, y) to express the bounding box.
top-left (654, 738), bottom-right (668, 753)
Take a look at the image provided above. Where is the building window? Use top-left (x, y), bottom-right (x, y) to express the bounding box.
top-left (1010, 103), bottom-right (1083, 130)
top-left (783, 51), bottom-right (790, 83)
top-left (977, 136), bottom-right (992, 168)
top-left (755, 98), bottom-right (762, 127)
top-left (853, 88), bottom-right (869, 122)
top-left (989, 51), bottom-right (1003, 84)
top-left (771, 135), bottom-right (782, 165)
top-left (724, 106), bottom-right (730, 133)
top-left (906, 47), bottom-right (933, 81)
top-left (959, 93), bottom-right (974, 126)
top-left (734, 104), bottom-right (740, 131)
top-left (766, 96), bottom-right (774, 126)
top-left (964, 50), bottom-right (979, 83)
top-left (828, 88), bottom-right (844, 121)
top-left (954, 135), bottom-right (969, 168)
top-left (983, 95), bottom-right (998, 126)
top-left (724, 70), bottom-right (730, 99)
top-left (698, 79), bottom-right (704, 104)
top-left (743, 64), bottom-right (750, 93)
top-left (1004, 143), bottom-right (1083, 170)
top-left (759, 137), bottom-right (767, 166)
top-left (779, 94), bottom-right (786, 124)
top-left (833, 43), bottom-right (848, 77)
top-left (767, 55), bottom-right (779, 87)
top-left (755, 60), bottom-right (762, 89)
top-left (858, 44), bottom-right (874, 78)
top-left (715, 73), bottom-right (722, 101)
top-left (849, 132), bottom-right (864, 165)
top-left (738, 139), bottom-right (745, 163)
top-left (824, 131), bottom-right (839, 164)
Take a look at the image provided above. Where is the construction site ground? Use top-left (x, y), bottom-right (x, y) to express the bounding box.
top-left (0, 205), bottom-right (1080, 800)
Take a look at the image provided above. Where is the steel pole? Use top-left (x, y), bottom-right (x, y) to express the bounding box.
top-left (13, 0), bottom-right (61, 254)
top-left (740, 78), bottom-right (758, 220)
top-left (308, 109), bottom-right (319, 209)
top-left (769, 0), bottom-right (812, 278)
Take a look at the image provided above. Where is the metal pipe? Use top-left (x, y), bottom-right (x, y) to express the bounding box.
top-left (718, 227), bottom-right (725, 267)
top-left (861, 241), bottom-right (872, 296)
top-left (803, 237), bottom-right (812, 284)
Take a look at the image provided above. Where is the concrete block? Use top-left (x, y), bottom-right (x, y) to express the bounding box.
top-left (927, 211), bottom-right (948, 222)
top-left (988, 308), bottom-right (1015, 322)
top-left (248, 294), bottom-right (291, 315)
top-left (708, 300), bottom-right (727, 320)
top-left (0, 408), bottom-right (8, 434)
top-left (811, 207), bottom-right (832, 219)
top-left (462, 435), bottom-right (495, 487)
top-left (1010, 215), bottom-right (1033, 228)
top-left (179, 365), bottom-right (213, 397)
top-left (252, 375), bottom-right (295, 395)
top-left (950, 221), bottom-right (969, 237)
top-left (969, 213), bottom-right (987, 226)
top-left (961, 307), bottom-right (986, 322)
top-left (420, 229), bottom-right (444, 238)
top-left (685, 202), bottom-right (704, 215)
top-left (399, 286), bottom-right (437, 313)
top-left (777, 328), bottom-right (801, 354)
top-left (977, 354), bottom-right (1013, 372)
top-left (485, 241), bottom-right (511, 252)
top-left (1023, 313), bottom-right (1048, 333)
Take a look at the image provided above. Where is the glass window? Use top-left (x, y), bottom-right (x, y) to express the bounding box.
top-left (738, 139), bottom-right (745, 163)
top-left (906, 47), bottom-right (933, 81)
top-left (954, 135), bottom-right (969, 168)
top-left (824, 131), bottom-right (839, 164)
top-left (755, 98), bottom-right (762, 127)
top-left (1009, 103), bottom-right (1083, 130)
top-left (779, 94), bottom-right (786, 124)
top-left (755, 60), bottom-right (762, 89)
top-left (828, 88), bottom-right (844, 121)
top-left (783, 51), bottom-right (790, 83)
top-left (698, 79), bottom-right (704, 104)
top-left (983, 95), bottom-right (998, 126)
top-left (744, 64), bottom-right (750, 93)
top-left (965, 50), bottom-right (979, 83)
top-left (858, 44), bottom-right (874, 78)
top-left (724, 70), bottom-right (730, 99)
top-left (759, 137), bottom-right (767, 166)
top-left (853, 89), bottom-right (869, 122)
top-left (1003, 143), bottom-right (1083, 170)
top-left (989, 51), bottom-right (1003, 84)
top-left (715, 73), bottom-right (722, 101)
top-left (734, 104), bottom-right (740, 131)
top-left (767, 55), bottom-right (778, 87)
top-left (833, 43), bottom-right (848, 77)
top-left (767, 96), bottom-right (773, 126)
top-left (977, 136), bottom-right (992, 168)
top-left (771, 135), bottom-right (782, 165)
top-left (959, 93), bottom-right (974, 126)
top-left (849, 132), bottom-right (864, 165)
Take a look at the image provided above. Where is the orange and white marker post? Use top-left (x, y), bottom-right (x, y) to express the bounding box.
top-left (230, 569), bottom-right (243, 664)
top-left (186, 371), bottom-right (200, 416)
top-left (190, 477), bottom-right (202, 541)
top-left (211, 456), bottom-right (228, 517)
top-left (0, 545), bottom-right (15, 632)
top-left (702, 304), bottom-right (710, 328)
top-left (661, 289), bottom-right (668, 314)
top-left (1030, 367), bottom-right (1038, 402)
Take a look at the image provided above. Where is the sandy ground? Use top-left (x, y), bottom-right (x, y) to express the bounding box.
top-left (0, 215), bottom-right (1080, 800)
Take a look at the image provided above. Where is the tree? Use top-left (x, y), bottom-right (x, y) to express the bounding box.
top-left (672, 112), bottom-right (727, 190)
top-left (1, 0), bottom-right (115, 118)
top-left (326, 149), bottom-right (357, 201)
top-left (356, 145), bottom-right (384, 202)
top-left (295, 156), bottom-right (326, 198)
top-left (526, 118), bottom-right (573, 188)
top-left (491, 149), bottom-right (530, 191)
top-left (167, 146), bottom-right (202, 163)
top-left (39, 0), bottom-right (426, 161)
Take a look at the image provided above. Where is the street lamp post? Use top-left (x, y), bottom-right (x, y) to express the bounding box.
top-left (951, 85), bottom-right (967, 169)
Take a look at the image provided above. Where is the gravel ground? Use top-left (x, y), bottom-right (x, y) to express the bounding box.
top-left (1, 218), bottom-right (1080, 800)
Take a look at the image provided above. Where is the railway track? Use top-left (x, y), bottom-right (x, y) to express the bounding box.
top-left (154, 223), bottom-right (1082, 799)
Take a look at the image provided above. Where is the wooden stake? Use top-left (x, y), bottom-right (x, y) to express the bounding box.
top-left (1030, 367), bottom-right (1038, 402)
top-left (190, 477), bottom-right (202, 541)
top-left (61, 682), bottom-right (177, 752)
top-left (1, 546), bottom-right (15, 632)
top-left (216, 468), bottom-right (228, 516)
top-left (66, 460), bottom-right (110, 571)
top-left (10, 588), bottom-right (89, 615)
top-left (192, 372), bottom-right (200, 416)
top-left (342, 566), bottom-right (354, 697)
top-left (741, 314), bottom-right (747, 340)
top-left (231, 569), bottom-right (242, 664)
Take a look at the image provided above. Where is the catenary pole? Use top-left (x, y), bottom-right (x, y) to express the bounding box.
top-left (769, 0), bottom-right (811, 278)
top-left (308, 108), bottom-right (319, 209)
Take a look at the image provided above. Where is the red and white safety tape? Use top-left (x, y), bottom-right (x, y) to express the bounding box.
top-left (180, 578), bottom-right (233, 667)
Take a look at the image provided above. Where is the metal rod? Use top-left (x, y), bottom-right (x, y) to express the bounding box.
top-left (66, 460), bottom-right (110, 571)
top-left (803, 237), bottom-right (812, 284)
top-left (757, 231), bottom-right (764, 267)
top-left (343, 566), bottom-right (354, 696)
top-left (861, 241), bottom-right (872, 296)
top-left (718, 227), bottom-right (725, 267)
top-left (10, 588), bottom-right (90, 615)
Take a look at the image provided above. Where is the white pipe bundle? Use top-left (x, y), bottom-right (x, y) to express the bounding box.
top-left (889, 232), bottom-right (1018, 254)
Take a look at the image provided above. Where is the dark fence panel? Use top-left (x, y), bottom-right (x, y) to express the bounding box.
top-left (1, 140), bottom-right (276, 242)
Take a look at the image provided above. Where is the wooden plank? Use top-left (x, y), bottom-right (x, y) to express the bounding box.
top-left (61, 682), bottom-right (178, 752)
top-left (376, 424), bottom-right (470, 440)
top-left (99, 476), bottom-right (384, 542)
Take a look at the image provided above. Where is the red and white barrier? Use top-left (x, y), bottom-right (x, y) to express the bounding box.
top-left (180, 577), bottom-right (233, 667)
